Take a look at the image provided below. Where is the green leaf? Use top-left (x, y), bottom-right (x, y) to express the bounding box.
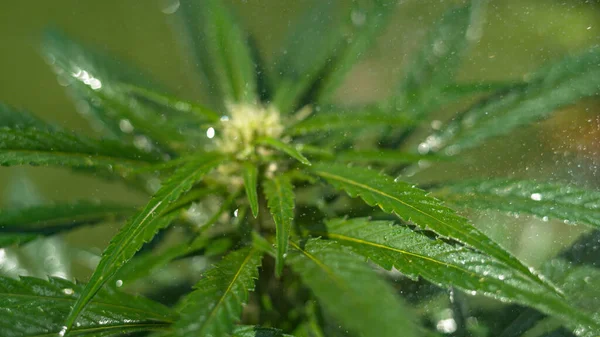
top-left (336, 149), bottom-right (441, 165)
top-left (441, 81), bottom-right (524, 97)
top-left (288, 105), bottom-right (414, 135)
top-left (394, 4), bottom-right (476, 115)
top-left (315, 0), bottom-right (397, 103)
top-left (43, 30), bottom-right (187, 150)
top-left (543, 259), bottom-right (600, 318)
top-left (176, 0), bottom-right (257, 105)
top-left (264, 175), bottom-right (295, 276)
top-left (119, 83), bottom-right (221, 122)
top-left (0, 127), bottom-right (161, 172)
top-left (232, 325), bottom-right (295, 337)
top-left (434, 179), bottom-right (600, 230)
top-left (0, 103), bottom-right (48, 129)
top-left (0, 201), bottom-right (134, 247)
top-left (0, 103), bottom-right (162, 172)
top-left (257, 137), bottom-right (311, 166)
top-left (0, 276), bottom-right (175, 337)
top-left (273, 0), bottom-right (395, 112)
top-left (64, 154), bottom-right (223, 331)
top-left (0, 234), bottom-right (37, 248)
top-left (423, 46), bottom-right (600, 154)
top-left (270, 0), bottom-right (341, 113)
top-left (174, 247), bottom-right (262, 337)
top-left (288, 239), bottom-right (416, 337)
top-left (243, 162), bottom-right (260, 218)
top-left (321, 217), bottom-right (600, 331)
top-left (112, 233), bottom-right (209, 284)
top-left (292, 301), bottom-right (327, 337)
top-left (499, 233), bottom-right (600, 337)
top-left (312, 163), bottom-right (559, 294)
top-left (558, 230), bottom-right (600, 268)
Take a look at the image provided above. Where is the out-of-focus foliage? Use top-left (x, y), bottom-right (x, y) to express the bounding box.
top-left (1, 0), bottom-right (599, 336)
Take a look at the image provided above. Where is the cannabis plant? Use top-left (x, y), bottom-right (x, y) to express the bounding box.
top-left (1, 0), bottom-right (599, 336)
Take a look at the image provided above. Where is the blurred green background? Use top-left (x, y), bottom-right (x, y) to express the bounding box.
top-left (0, 0), bottom-right (599, 278)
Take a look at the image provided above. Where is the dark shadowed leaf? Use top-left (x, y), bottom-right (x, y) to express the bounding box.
top-left (288, 239), bottom-right (416, 337)
top-left (544, 259), bottom-right (600, 319)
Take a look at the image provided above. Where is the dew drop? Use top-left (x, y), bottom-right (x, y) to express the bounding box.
top-left (436, 318), bottom-right (457, 334)
top-left (62, 288), bottom-right (74, 295)
top-left (430, 120), bottom-right (443, 130)
top-left (351, 10), bottom-right (366, 26)
top-left (530, 193), bottom-right (542, 201)
top-left (115, 279), bottom-right (123, 287)
top-left (133, 135), bottom-right (152, 152)
top-left (433, 39), bottom-right (447, 56)
top-left (119, 119), bottom-right (134, 133)
top-left (206, 127), bottom-right (215, 139)
top-left (417, 142), bottom-right (430, 154)
top-left (161, 0), bottom-right (180, 14)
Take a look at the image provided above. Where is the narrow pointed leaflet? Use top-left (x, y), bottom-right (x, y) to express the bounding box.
top-left (232, 325), bottom-right (295, 337)
top-left (174, 247), bottom-right (262, 337)
top-left (320, 218), bottom-right (600, 331)
top-left (272, 0), bottom-right (396, 111)
top-left (264, 175), bottom-right (295, 276)
top-left (0, 103), bottom-right (161, 172)
top-left (435, 179), bottom-right (600, 230)
top-left (43, 30), bottom-right (187, 150)
top-left (394, 3), bottom-right (476, 116)
top-left (0, 276), bottom-right (176, 337)
top-left (288, 104), bottom-right (414, 135)
top-left (119, 83), bottom-right (221, 122)
top-left (176, 0), bottom-right (258, 105)
top-left (257, 137), bottom-right (311, 166)
top-left (423, 46), bottom-right (600, 154)
top-left (64, 154), bottom-right (224, 331)
top-left (0, 201), bottom-right (135, 247)
top-left (288, 239), bottom-right (417, 337)
top-left (312, 163), bottom-right (560, 295)
top-left (243, 162), bottom-right (260, 218)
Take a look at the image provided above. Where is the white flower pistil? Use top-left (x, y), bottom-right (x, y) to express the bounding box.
top-left (216, 103), bottom-right (284, 159)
